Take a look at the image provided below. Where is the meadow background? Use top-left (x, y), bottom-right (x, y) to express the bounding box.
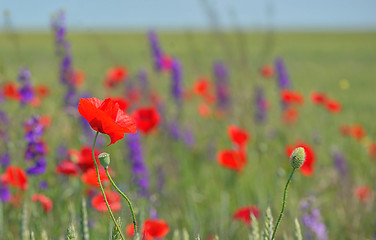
top-left (0, 1), bottom-right (376, 239)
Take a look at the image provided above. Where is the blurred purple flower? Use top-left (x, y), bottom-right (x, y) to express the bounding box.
top-left (183, 127), bottom-right (195, 147)
top-left (0, 182), bottom-right (10, 202)
top-left (17, 68), bottom-right (31, 83)
top-left (213, 62), bottom-right (230, 112)
top-left (300, 198), bottom-right (329, 240)
top-left (168, 122), bottom-right (181, 140)
top-left (171, 58), bottom-right (183, 102)
top-left (126, 133), bottom-right (150, 197)
top-left (0, 152), bottom-right (10, 168)
top-left (255, 86), bottom-right (267, 123)
top-left (275, 58), bottom-right (292, 89)
top-left (148, 31), bottom-right (163, 71)
top-left (331, 150), bottom-right (348, 177)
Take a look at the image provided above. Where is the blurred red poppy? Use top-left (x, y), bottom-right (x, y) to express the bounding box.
top-left (282, 107), bottom-right (299, 124)
top-left (56, 160), bottom-right (79, 177)
top-left (76, 146), bottom-right (101, 172)
top-left (132, 107), bottom-right (160, 134)
top-left (105, 67), bottom-right (127, 88)
top-left (350, 124), bottom-right (365, 141)
top-left (72, 70), bottom-right (85, 87)
top-left (217, 149), bottom-right (246, 172)
top-left (260, 65), bottom-right (274, 78)
top-left (286, 143), bottom-right (315, 176)
top-left (81, 168), bottom-right (109, 187)
top-left (233, 205), bottom-right (260, 226)
top-left (111, 97), bottom-right (129, 112)
top-left (197, 102), bottom-right (212, 118)
top-left (126, 219), bottom-right (169, 240)
top-left (281, 90), bottom-right (304, 105)
top-left (92, 191), bottom-right (121, 212)
top-left (78, 98), bottom-right (137, 145)
top-left (34, 84), bottom-right (50, 98)
top-left (354, 186), bottom-right (372, 203)
top-left (2, 82), bottom-right (20, 101)
top-left (31, 194), bottom-right (53, 212)
top-left (228, 125), bottom-right (249, 147)
top-left (1, 166), bottom-right (28, 190)
top-left (369, 143), bottom-right (376, 159)
top-left (310, 91), bottom-right (326, 105)
top-left (194, 77), bottom-right (210, 96)
top-left (325, 99), bottom-right (341, 113)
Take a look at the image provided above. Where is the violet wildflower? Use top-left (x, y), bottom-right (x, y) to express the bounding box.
top-left (17, 68), bottom-right (34, 105)
top-left (138, 70), bottom-right (150, 98)
top-left (254, 86), bottom-right (268, 124)
top-left (300, 198), bottom-right (329, 240)
top-left (148, 31), bottom-right (163, 71)
top-left (331, 149), bottom-right (348, 177)
top-left (0, 181), bottom-right (10, 202)
top-left (0, 152), bottom-right (10, 169)
top-left (213, 62), bottom-right (230, 112)
top-left (182, 127), bottom-right (195, 147)
top-left (274, 58), bottom-right (292, 89)
top-left (126, 133), bottom-right (150, 197)
top-left (171, 58), bottom-right (183, 103)
top-left (168, 121), bottom-right (181, 140)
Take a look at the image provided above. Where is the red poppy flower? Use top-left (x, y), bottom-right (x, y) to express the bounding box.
top-left (217, 149), bottom-right (246, 172)
top-left (78, 98), bottom-right (137, 145)
top-left (34, 84), bottom-right (50, 98)
top-left (228, 125), bottom-right (249, 147)
top-left (2, 82), bottom-right (20, 101)
top-left (1, 166), bottom-right (28, 190)
top-left (132, 107), bottom-right (160, 134)
top-left (350, 124), bottom-right (365, 141)
top-left (260, 65), bottom-right (274, 78)
top-left (75, 146), bottom-right (101, 173)
top-left (126, 219), bottom-right (169, 240)
top-left (81, 168), bottom-right (109, 187)
top-left (39, 115), bottom-right (52, 129)
top-left (310, 91), bottom-right (326, 105)
top-left (281, 90), bottom-right (304, 105)
top-left (233, 205), bottom-right (260, 226)
top-left (105, 67), bottom-right (127, 88)
top-left (72, 70), bottom-right (85, 87)
top-left (282, 107), bottom-right (299, 124)
top-left (111, 97), bottom-right (129, 112)
top-left (340, 125), bottom-right (351, 136)
top-left (194, 77), bottom-right (210, 96)
top-left (325, 99), bottom-right (341, 113)
top-left (286, 143), bottom-right (315, 176)
top-left (91, 191), bottom-right (121, 212)
top-left (369, 143), bottom-right (376, 159)
top-left (31, 194), bottom-right (53, 212)
top-left (56, 160), bottom-right (79, 177)
top-left (197, 102), bottom-right (212, 118)
top-left (354, 186), bottom-right (372, 203)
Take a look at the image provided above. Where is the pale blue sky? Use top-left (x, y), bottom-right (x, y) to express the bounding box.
top-left (1, 0), bottom-right (376, 31)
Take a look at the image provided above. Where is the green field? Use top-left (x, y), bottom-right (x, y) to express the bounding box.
top-left (0, 31), bottom-right (376, 239)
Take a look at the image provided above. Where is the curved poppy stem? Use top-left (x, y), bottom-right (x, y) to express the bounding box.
top-left (92, 132), bottom-right (125, 240)
top-left (105, 168), bottom-right (137, 233)
top-left (271, 168), bottom-right (296, 240)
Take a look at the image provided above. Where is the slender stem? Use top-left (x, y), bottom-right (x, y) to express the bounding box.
top-left (105, 168), bottom-right (137, 233)
top-left (271, 168), bottom-right (296, 240)
top-left (92, 132), bottom-right (125, 240)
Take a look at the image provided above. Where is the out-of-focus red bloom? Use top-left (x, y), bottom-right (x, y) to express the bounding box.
top-left (132, 107), bottom-right (160, 134)
top-left (310, 91), bottom-right (327, 105)
top-left (281, 90), bottom-right (304, 105)
top-left (217, 149), bottom-right (246, 172)
top-left (126, 88), bottom-right (141, 103)
top-left (31, 194), bottom-right (53, 212)
top-left (228, 125), bottom-right (249, 147)
top-left (76, 146), bottom-right (101, 173)
top-left (56, 160), bottom-right (79, 177)
top-left (34, 84), bottom-right (50, 98)
top-left (39, 115), bottom-right (51, 129)
top-left (260, 65), bottom-right (274, 78)
top-left (369, 143), bottom-right (376, 159)
top-left (126, 219), bottom-right (169, 240)
top-left (350, 124), bottom-right (365, 141)
top-left (72, 70), bottom-right (85, 87)
top-left (194, 77), bottom-right (210, 96)
top-left (91, 191), bottom-right (121, 212)
top-left (233, 206), bottom-right (260, 226)
top-left (1, 166), bottom-right (28, 190)
top-left (105, 67), bottom-right (128, 88)
top-left (354, 186), bottom-right (372, 203)
top-left (197, 102), bottom-right (212, 118)
top-left (282, 107), bottom-right (299, 124)
top-left (111, 97), bottom-right (129, 112)
top-left (340, 125), bottom-right (351, 136)
top-left (325, 99), bottom-right (341, 113)
top-left (81, 168), bottom-right (109, 187)
top-left (286, 143), bottom-right (315, 176)
top-left (2, 82), bottom-right (20, 101)
top-left (78, 98), bottom-right (137, 145)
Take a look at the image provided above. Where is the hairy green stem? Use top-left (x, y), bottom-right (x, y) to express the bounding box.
top-left (92, 132), bottom-right (125, 240)
top-left (105, 168), bottom-right (137, 233)
top-left (271, 168), bottom-right (296, 240)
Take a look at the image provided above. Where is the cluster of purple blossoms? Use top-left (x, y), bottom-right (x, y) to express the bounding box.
top-left (148, 31), bottom-right (163, 71)
top-left (274, 57), bottom-right (292, 89)
top-left (17, 68), bottom-right (34, 105)
top-left (254, 86), bottom-right (268, 124)
top-left (126, 133), bottom-right (150, 197)
top-left (24, 116), bottom-right (47, 175)
top-left (167, 121), bottom-right (195, 148)
top-left (213, 61), bottom-right (230, 112)
top-left (331, 149), bottom-right (348, 177)
top-left (300, 198), bottom-right (329, 240)
top-left (0, 111), bottom-right (10, 168)
top-left (51, 10), bottom-right (78, 110)
top-left (171, 58), bottom-right (183, 103)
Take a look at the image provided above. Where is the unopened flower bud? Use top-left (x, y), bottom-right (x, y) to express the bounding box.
top-left (290, 147), bottom-right (306, 169)
top-left (98, 152), bottom-right (110, 169)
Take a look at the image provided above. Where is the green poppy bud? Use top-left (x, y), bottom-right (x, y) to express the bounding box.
top-left (98, 152), bottom-right (111, 169)
top-left (290, 147), bottom-right (306, 169)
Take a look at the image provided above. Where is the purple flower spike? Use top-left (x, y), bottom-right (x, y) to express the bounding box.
top-left (275, 58), bottom-right (292, 89)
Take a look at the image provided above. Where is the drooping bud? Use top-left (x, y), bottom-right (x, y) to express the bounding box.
top-left (98, 152), bottom-right (110, 169)
top-left (290, 147), bottom-right (306, 169)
